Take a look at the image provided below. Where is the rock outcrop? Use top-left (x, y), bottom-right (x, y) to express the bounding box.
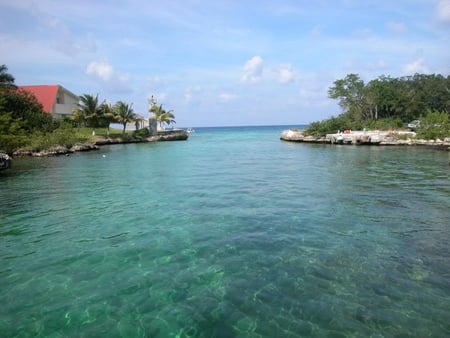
top-left (156, 130), bottom-right (190, 141)
top-left (0, 153), bottom-right (12, 170)
top-left (280, 129), bottom-right (450, 150)
top-left (10, 129), bottom-right (190, 158)
top-left (12, 143), bottom-right (100, 157)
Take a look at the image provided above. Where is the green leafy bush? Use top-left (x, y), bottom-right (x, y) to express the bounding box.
top-left (26, 127), bottom-right (83, 152)
top-left (304, 115), bottom-right (363, 136)
top-left (365, 117), bottom-right (404, 130)
top-left (415, 110), bottom-right (450, 140)
top-left (133, 128), bottom-right (150, 140)
top-left (0, 112), bottom-right (28, 153)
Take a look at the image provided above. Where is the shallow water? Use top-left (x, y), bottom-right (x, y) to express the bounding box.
top-left (1, 126), bottom-right (449, 337)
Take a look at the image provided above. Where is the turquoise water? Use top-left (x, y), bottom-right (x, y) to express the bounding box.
top-left (1, 125), bottom-right (449, 337)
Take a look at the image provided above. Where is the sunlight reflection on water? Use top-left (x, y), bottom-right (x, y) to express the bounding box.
top-left (1, 126), bottom-right (449, 337)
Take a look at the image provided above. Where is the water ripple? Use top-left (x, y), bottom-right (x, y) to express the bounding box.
top-left (1, 127), bottom-right (449, 337)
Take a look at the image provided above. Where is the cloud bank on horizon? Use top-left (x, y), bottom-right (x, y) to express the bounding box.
top-left (1, 0), bottom-right (449, 127)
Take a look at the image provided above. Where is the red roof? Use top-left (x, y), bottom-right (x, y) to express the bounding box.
top-left (19, 85), bottom-right (60, 113)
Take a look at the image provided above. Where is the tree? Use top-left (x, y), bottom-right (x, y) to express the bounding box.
top-left (0, 112), bottom-right (27, 153)
top-left (113, 101), bottom-right (136, 133)
top-left (328, 74), bottom-right (367, 120)
top-left (150, 104), bottom-right (176, 130)
top-left (71, 94), bottom-right (106, 128)
top-left (0, 65), bottom-right (16, 89)
top-left (416, 110), bottom-right (450, 140)
top-left (328, 73), bottom-right (450, 124)
top-left (0, 87), bottom-right (51, 132)
top-left (418, 74), bottom-right (450, 113)
top-left (99, 101), bottom-right (116, 132)
top-left (309, 72), bottom-right (450, 136)
top-left (0, 86), bottom-right (54, 153)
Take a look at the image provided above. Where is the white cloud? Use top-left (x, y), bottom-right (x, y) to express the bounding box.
top-left (86, 61), bottom-right (114, 81)
top-left (309, 26), bottom-right (323, 37)
top-left (0, 33), bottom-right (72, 66)
top-left (86, 60), bottom-right (132, 93)
top-left (402, 58), bottom-right (430, 74)
top-left (145, 76), bottom-right (165, 88)
top-left (386, 21), bottom-right (407, 34)
top-left (8, 1), bottom-right (97, 57)
top-left (298, 87), bottom-right (324, 100)
top-left (218, 93), bottom-right (238, 102)
top-left (352, 28), bottom-right (373, 37)
top-left (2, 1), bottom-right (448, 127)
top-left (437, 0), bottom-right (450, 23)
top-left (183, 86), bottom-right (202, 102)
top-left (241, 56), bottom-right (264, 84)
top-left (277, 64), bottom-right (294, 83)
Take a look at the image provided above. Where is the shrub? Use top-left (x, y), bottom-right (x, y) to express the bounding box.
top-left (26, 127), bottom-right (83, 151)
top-left (365, 117), bottom-right (403, 130)
top-left (133, 128), bottom-right (150, 140)
top-left (304, 114), bottom-right (360, 136)
top-left (415, 110), bottom-right (450, 140)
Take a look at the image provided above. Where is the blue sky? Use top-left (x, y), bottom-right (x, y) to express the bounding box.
top-left (1, 0), bottom-right (449, 127)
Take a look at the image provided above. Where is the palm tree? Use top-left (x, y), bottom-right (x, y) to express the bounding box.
top-left (150, 104), bottom-right (176, 130)
top-left (0, 65), bottom-right (16, 88)
top-left (71, 94), bottom-right (103, 128)
top-left (70, 107), bottom-right (86, 128)
top-left (113, 101), bottom-right (136, 134)
top-left (100, 101), bottom-right (116, 134)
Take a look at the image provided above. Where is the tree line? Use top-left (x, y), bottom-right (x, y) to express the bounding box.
top-left (306, 73), bottom-right (450, 137)
top-left (0, 64), bottom-right (177, 154)
top-left (71, 94), bottom-right (176, 133)
top-left (71, 94), bottom-right (139, 133)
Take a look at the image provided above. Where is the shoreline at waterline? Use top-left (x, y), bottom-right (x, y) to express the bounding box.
top-left (5, 129), bottom-right (190, 159)
top-left (280, 129), bottom-right (450, 151)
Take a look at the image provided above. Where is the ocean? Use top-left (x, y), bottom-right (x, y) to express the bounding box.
top-left (1, 125), bottom-right (449, 337)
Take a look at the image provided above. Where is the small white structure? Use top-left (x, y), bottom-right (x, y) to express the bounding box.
top-left (148, 96), bottom-right (158, 136)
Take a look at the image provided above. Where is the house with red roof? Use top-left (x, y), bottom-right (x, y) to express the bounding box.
top-left (19, 85), bottom-right (79, 118)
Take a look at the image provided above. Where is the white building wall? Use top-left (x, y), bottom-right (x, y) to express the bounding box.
top-left (53, 86), bottom-right (79, 118)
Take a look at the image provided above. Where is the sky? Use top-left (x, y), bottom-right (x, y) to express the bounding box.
top-left (1, 0), bottom-right (449, 127)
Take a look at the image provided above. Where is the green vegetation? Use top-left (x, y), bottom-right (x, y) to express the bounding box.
top-left (113, 101), bottom-right (138, 133)
top-left (1, 65), bottom-right (60, 153)
top-left (2, 62), bottom-right (448, 155)
top-left (71, 127), bottom-right (131, 140)
top-left (21, 126), bottom-right (82, 152)
top-left (0, 64), bottom-right (16, 89)
top-left (71, 94), bottom-right (117, 130)
top-left (305, 73), bottom-right (450, 138)
top-left (415, 110), bottom-right (449, 140)
top-left (132, 127), bottom-right (150, 140)
top-left (0, 65), bottom-right (181, 155)
top-left (150, 104), bottom-right (176, 130)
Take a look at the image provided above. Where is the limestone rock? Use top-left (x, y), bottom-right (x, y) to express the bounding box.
top-left (0, 153), bottom-right (12, 170)
top-left (280, 129), bottom-right (305, 142)
top-left (71, 143), bottom-right (99, 152)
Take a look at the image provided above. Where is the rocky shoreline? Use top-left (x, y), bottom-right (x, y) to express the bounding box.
top-left (0, 153), bottom-right (12, 170)
top-left (3, 129), bottom-right (190, 160)
top-left (280, 129), bottom-right (450, 150)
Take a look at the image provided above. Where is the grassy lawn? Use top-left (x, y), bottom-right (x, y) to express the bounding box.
top-left (75, 127), bottom-right (133, 140)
